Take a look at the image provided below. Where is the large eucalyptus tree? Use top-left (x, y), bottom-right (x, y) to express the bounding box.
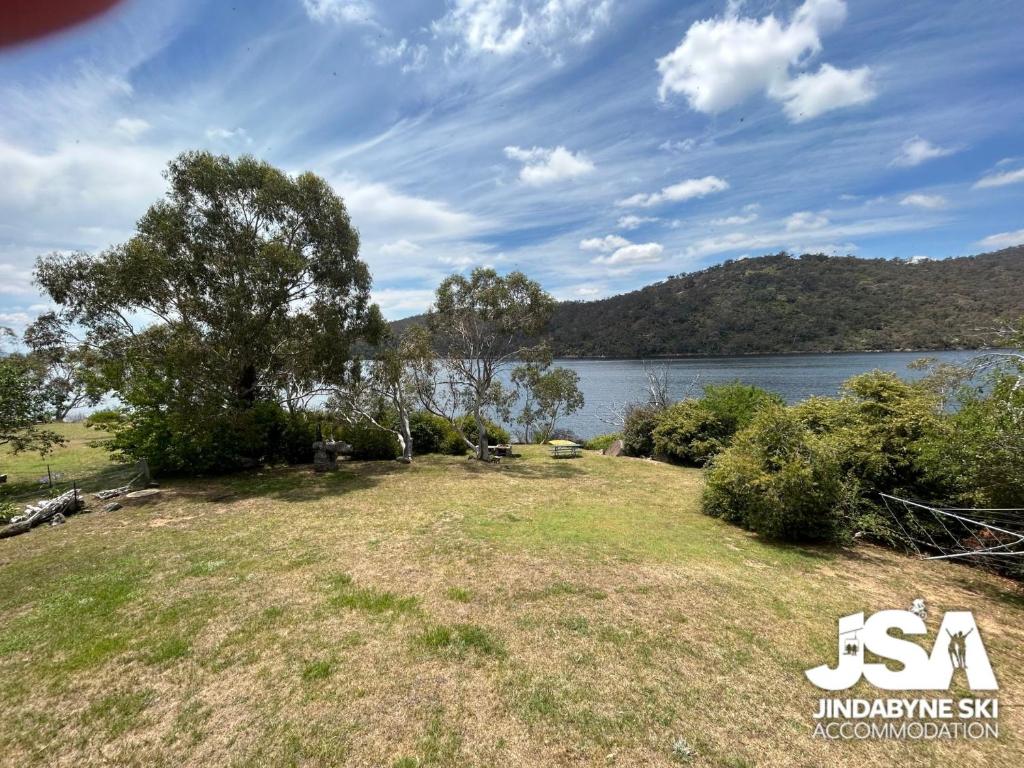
top-left (35, 151), bottom-right (382, 470)
top-left (414, 268), bottom-right (555, 460)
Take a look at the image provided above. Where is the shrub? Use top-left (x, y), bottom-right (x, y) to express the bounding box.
top-left (653, 383), bottom-right (783, 466)
top-left (584, 433), bottom-right (621, 451)
top-left (652, 400), bottom-right (725, 466)
top-left (621, 403), bottom-right (663, 457)
top-left (831, 371), bottom-right (943, 496)
top-left (408, 411), bottom-right (451, 455)
top-left (918, 372), bottom-right (1024, 508)
top-left (700, 382), bottom-right (784, 433)
top-left (337, 419), bottom-right (400, 461)
top-left (84, 408), bottom-right (124, 431)
top-left (107, 401), bottom-right (318, 475)
top-left (454, 415), bottom-right (510, 447)
top-left (439, 428), bottom-right (471, 456)
top-left (703, 405), bottom-right (847, 543)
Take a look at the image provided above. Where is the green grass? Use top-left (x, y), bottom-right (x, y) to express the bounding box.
top-left (412, 623), bottom-right (506, 659)
top-left (0, 422), bottom-right (129, 499)
top-left (329, 573), bottom-right (420, 615)
top-left (1, 445), bottom-right (1023, 767)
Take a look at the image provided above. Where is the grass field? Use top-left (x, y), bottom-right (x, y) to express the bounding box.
top-left (1, 425), bottom-right (1022, 767)
top-left (0, 422), bottom-right (122, 499)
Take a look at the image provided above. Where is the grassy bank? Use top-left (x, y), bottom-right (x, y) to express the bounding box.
top-left (0, 428), bottom-right (1022, 767)
top-left (0, 422), bottom-right (120, 498)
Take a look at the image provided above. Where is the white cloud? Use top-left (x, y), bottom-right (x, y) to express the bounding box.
top-left (617, 215), bottom-right (657, 230)
top-left (371, 288), bottom-right (437, 319)
top-left (333, 177), bottom-right (482, 240)
top-left (976, 229), bottom-right (1024, 250)
top-left (0, 138), bottom-right (167, 229)
top-left (659, 138), bottom-right (697, 153)
top-left (973, 167), bottom-right (1024, 190)
top-left (618, 176), bottom-right (729, 208)
top-left (899, 193), bottom-right (947, 210)
top-left (891, 136), bottom-right (955, 167)
top-left (711, 212), bottom-right (758, 226)
top-left (437, 254), bottom-right (477, 268)
top-left (205, 127), bottom-right (252, 143)
top-left (504, 145), bottom-right (595, 186)
top-left (656, 0), bottom-right (874, 122)
top-left (785, 211), bottom-right (830, 231)
top-left (772, 64), bottom-right (874, 123)
top-left (0, 311), bottom-right (32, 328)
top-left (580, 234), bottom-right (631, 252)
top-left (377, 38), bottom-right (428, 72)
top-left (113, 117), bottom-right (151, 140)
top-left (302, 0), bottom-right (377, 25)
top-left (580, 234), bottom-right (665, 269)
top-left (0, 262), bottom-right (38, 297)
top-left (435, 0), bottom-right (614, 58)
top-left (591, 242), bottom-right (664, 266)
top-left (379, 239), bottom-right (422, 257)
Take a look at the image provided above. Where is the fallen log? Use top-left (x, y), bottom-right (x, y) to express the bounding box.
top-left (92, 472), bottom-right (143, 500)
top-left (94, 484), bottom-right (133, 500)
top-left (0, 489), bottom-right (82, 539)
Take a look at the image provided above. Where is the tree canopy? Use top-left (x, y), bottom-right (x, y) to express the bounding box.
top-left (34, 151), bottom-right (382, 473)
top-left (416, 268), bottom-right (555, 459)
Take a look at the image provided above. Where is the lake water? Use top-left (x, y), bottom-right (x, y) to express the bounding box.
top-left (538, 350), bottom-right (979, 439)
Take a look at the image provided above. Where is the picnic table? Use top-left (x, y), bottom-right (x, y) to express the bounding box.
top-left (548, 439), bottom-right (582, 458)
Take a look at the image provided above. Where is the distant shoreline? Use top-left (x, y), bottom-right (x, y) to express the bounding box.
top-left (550, 346), bottom-right (1002, 362)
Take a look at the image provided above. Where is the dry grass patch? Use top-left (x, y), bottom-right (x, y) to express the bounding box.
top-left (0, 447), bottom-right (1022, 767)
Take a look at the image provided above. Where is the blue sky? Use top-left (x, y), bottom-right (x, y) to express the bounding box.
top-left (1, 0), bottom-right (1023, 327)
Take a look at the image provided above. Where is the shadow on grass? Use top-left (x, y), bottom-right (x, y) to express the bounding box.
top-left (451, 455), bottom-right (587, 481)
top-left (173, 461), bottom-right (409, 504)
top-left (941, 567), bottom-right (1024, 609)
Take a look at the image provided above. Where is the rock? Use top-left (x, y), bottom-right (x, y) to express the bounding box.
top-left (603, 439), bottom-right (625, 457)
top-left (123, 489), bottom-right (162, 505)
top-left (103, 502), bottom-right (123, 512)
top-left (50, 513), bottom-right (66, 526)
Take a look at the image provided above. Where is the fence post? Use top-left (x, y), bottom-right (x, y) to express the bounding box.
top-left (47, 464), bottom-right (53, 487)
top-left (139, 458), bottom-right (151, 485)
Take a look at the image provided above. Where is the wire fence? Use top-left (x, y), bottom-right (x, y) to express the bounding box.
top-left (0, 457), bottom-right (150, 510)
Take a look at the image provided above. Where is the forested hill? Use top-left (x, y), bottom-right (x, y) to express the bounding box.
top-left (393, 247), bottom-right (1024, 357)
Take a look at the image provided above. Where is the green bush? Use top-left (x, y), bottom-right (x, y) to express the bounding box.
top-left (337, 419), bottom-right (400, 461)
top-left (584, 433), bottom-right (621, 451)
top-left (406, 412), bottom-right (508, 456)
top-left (439, 428), bottom-right (471, 456)
top-left (918, 372), bottom-right (1024, 508)
top-left (84, 407), bottom-right (124, 431)
top-left (408, 411), bottom-right (451, 455)
top-left (700, 382), bottom-right (784, 433)
top-left (653, 383), bottom-right (783, 466)
top-left (621, 403), bottom-right (663, 457)
top-left (830, 370), bottom-right (943, 496)
top-left (107, 401), bottom-right (317, 475)
top-left (652, 400), bottom-right (725, 465)
top-left (454, 415), bottom-right (510, 447)
top-left (703, 406), bottom-right (847, 543)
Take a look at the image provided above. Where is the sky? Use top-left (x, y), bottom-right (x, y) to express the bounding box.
top-left (1, 0), bottom-right (1023, 330)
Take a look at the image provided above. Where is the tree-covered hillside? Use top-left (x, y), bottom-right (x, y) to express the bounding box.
top-left (398, 248), bottom-right (1023, 357)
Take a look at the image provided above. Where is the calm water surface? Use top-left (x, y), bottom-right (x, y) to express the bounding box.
top-left (537, 350), bottom-right (978, 439)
